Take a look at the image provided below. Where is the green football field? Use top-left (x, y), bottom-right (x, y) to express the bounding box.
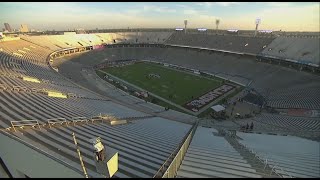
top-left (99, 62), bottom-right (223, 106)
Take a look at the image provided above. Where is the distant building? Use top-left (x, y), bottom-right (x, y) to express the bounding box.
top-left (20, 24), bottom-right (29, 33)
top-left (75, 28), bottom-right (86, 34)
top-left (64, 32), bottom-right (76, 35)
top-left (4, 23), bottom-right (12, 32)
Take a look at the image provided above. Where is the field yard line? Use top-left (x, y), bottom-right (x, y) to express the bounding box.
top-left (100, 71), bottom-right (199, 116)
top-left (159, 63), bottom-right (222, 83)
top-left (98, 70), bottom-right (242, 116)
top-left (82, 69), bottom-right (197, 124)
top-left (142, 60), bottom-right (249, 87)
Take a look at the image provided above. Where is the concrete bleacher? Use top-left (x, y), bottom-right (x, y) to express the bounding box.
top-left (177, 127), bottom-right (263, 178)
top-left (21, 34), bottom-right (98, 50)
top-left (1, 31), bottom-right (319, 177)
top-left (21, 35), bottom-right (61, 51)
top-left (53, 44), bottom-right (320, 110)
top-left (265, 82), bottom-right (320, 110)
top-left (237, 132), bottom-right (320, 178)
top-left (1, 107), bottom-right (192, 178)
top-left (254, 113), bottom-right (320, 132)
top-left (79, 45), bottom-right (320, 110)
top-left (0, 90), bottom-right (149, 125)
top-left (165, 32), bottom-right (275, 55)
top-left (0, 46), bottom-right (193, 177)
top-left (0, 43), bottom-right (59, 78)
top-left (96, 32), bottom-right (173, 44)
top-left (0, 34), bottom-right (196, 177)
top-left (260, 36), bottom-right (320, 66)
top-left (21, 32), bottom-right (173, 52)
top-left (94, 33), bottom-right (116, 44)
top-left (0, 39), bottom-right (52, 63)
top-left (0, 37), bottom-right (122, 101)
top-left (212, 112), bottom-right (320, 142)
top-left (0, 74), bottom-right (96, 99)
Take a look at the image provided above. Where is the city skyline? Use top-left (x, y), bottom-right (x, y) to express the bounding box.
top-left (0, 2), bottom-right (319, 32)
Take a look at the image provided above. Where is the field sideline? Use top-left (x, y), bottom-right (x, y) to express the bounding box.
top-left (99, 62), bottom-right (224, 106)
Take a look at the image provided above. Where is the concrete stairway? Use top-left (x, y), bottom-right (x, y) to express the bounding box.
top-left (224, 134), bottom-right (281, 178)
top-left (177, 127), bottom-right (264, 178)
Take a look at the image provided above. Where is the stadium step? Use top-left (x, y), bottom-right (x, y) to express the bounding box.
top-left (224, 135), bottom-right (282, 178)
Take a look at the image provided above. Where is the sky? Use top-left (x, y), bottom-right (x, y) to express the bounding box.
top-left (0, 2), bottom-right (319, 32)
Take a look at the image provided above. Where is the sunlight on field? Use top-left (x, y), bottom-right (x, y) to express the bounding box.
top-left (101, 62), bottom-right (223, 105)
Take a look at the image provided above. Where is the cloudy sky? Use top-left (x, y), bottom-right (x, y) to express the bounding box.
top-left (0, 2), bottom-right (319, 31)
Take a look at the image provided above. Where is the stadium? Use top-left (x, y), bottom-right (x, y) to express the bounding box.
top-left (0, 2), bottom-right (320, 178)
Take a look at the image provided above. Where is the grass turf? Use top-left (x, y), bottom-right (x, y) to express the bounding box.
top-left (100, 62), bottom-right (223, 106)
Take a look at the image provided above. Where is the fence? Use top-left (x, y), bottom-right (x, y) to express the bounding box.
top-left (47, 118), bottom-right (68, 128)
top-left (153, 121), bottom-right (198, 178)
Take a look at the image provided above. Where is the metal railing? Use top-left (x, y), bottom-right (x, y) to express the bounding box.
top-left (8, 114), bottom-right (116, 132)
top-left (47, 118), bottom-right (68, 128)
top-left (153, 121), bottom-right (198, 178)
top-left (224, 129), bottom-right (289, 179)
top-left (266, 158), bottom-right (293, 178)
top-left (239, 142), bottom-right (293, 178)
top-left (10, 120), bottom-right (41, 132)
top-left (71, 117), bottom-right (89, 126)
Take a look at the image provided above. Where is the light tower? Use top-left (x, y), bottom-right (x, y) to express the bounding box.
top-left (184, 20), bottom-right (188, 34)
top-left (215, 19), bottom-right (220, 33)
top-left (254, 18), bottom-right (261, 37)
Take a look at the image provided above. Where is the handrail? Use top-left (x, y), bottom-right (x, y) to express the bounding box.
top-left (266, 158), bottom-right (293, 178)
top-left (8, 114), bottom-right (114, 132)
top-left (10, 120), bottom-right (41, 132)
top-left (270, 165), bottom-right (282, 177)
top-left (153, 129), bottom-right (192, 177)
top-left (47, 118), bottom-right (68, 128)
top-left (239, 141), bottom-right (293, 178)
top-left (153, 121), bottom-right (198, 178)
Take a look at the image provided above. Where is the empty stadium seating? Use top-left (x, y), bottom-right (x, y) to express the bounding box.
top-left (0, 31), bottom-right (319, 178)
top-left (166, 32), bottom-right (275, 55)
top-left (60, 45), bottom-right (320, 110)
top-left (21, 32), bottom-right (173, 52)
top-left (177, 127), bottom-right (264, 178)
top-left (12, 117), bottom-right (192, 177)
top-left (237, 132), bottom-right (320, 178)
top-left (251, 113), bottom-right (320, 133)
top-left (213, 112), bottom-right (320, 141)
top-left (260, 36), bottom-right (320, 66)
